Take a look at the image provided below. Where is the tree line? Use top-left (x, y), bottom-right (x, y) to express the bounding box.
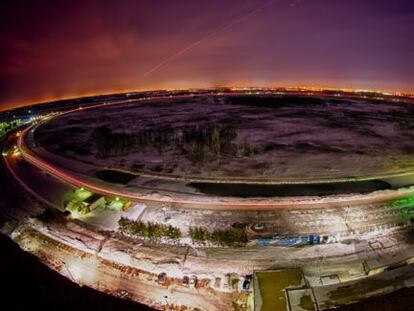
top-left (189, 226), bottom-right (248, 247)
top-left (118, 217), bottom-right (182, 240)
top-left (92, 124), bottom-right (255, 164)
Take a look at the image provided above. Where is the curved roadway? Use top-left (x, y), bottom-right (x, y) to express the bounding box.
top-left (15, 96), bottom-right (414, 211)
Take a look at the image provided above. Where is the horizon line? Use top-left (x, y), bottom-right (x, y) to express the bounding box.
top-left (1, 84), bottom-right (413, 113)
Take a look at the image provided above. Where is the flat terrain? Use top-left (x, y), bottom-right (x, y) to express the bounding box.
top-left (4, 106), bottom-right (414, 310)
top-left (255, 269), bottom-right (305, 311)
top-left (34, 94), bottom-right (414, 184)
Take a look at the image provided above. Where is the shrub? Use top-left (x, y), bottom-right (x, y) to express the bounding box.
top-left (189, 226), bottom-right (248, 246)
top-left (118, 217), bottom-right (181, 241)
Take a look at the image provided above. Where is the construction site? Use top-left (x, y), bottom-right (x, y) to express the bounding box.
top-left (2, 90), bottom-right (414, 310)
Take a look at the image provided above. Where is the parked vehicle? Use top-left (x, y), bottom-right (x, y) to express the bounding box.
top-left (189, 275), bottom-right (197, 288)
top-left (242, 274), bottom-right (253, 291)
top-left (308, 234), bottom-right (314, 244)
top-left (158, 272), bottom-right (167, 284)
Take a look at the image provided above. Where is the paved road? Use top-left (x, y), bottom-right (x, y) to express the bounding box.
top-left (18, 124), bottom-right (414, 211)
top-left (7, 127), bottom-right (414, 238)
top-left (0, 131), bottom-right (43, 228)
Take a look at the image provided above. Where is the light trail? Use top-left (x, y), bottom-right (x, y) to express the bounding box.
top-left (15, 122), bottom-right (414, 211)
top-left (8, 91), bottom-right (414, 211)
top-left (3, 138), bottom-right (62, 211)
top-left (143, 0), bottom-right (277, 77)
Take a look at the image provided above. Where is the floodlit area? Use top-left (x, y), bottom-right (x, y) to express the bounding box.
top-left (2, 90), bottom-right (414, 311)
top-left (1, 0), bottom-right (413, 308)
top-left (65, 187), bottom-right (130, 218)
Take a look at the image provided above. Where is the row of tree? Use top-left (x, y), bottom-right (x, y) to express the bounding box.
top-left (188, 226), bottom-right (248, 247)
top-left (92, 124), bottom-right (256, 163)
top-left (118, 217), bottom-right (182, 240)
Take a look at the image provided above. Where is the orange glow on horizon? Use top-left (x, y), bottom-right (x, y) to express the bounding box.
top-left (2, 83), bottom-right (413, 113)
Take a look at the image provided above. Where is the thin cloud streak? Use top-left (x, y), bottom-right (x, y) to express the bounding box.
top-left (143, 0), bottom-right (277, 77)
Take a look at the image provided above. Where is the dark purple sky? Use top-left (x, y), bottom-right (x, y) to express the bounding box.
top-left (1, 0), bottom-right (413, 110)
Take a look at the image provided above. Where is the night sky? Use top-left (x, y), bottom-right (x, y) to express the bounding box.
top-left (1, 0), bottom-right (413, 111)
